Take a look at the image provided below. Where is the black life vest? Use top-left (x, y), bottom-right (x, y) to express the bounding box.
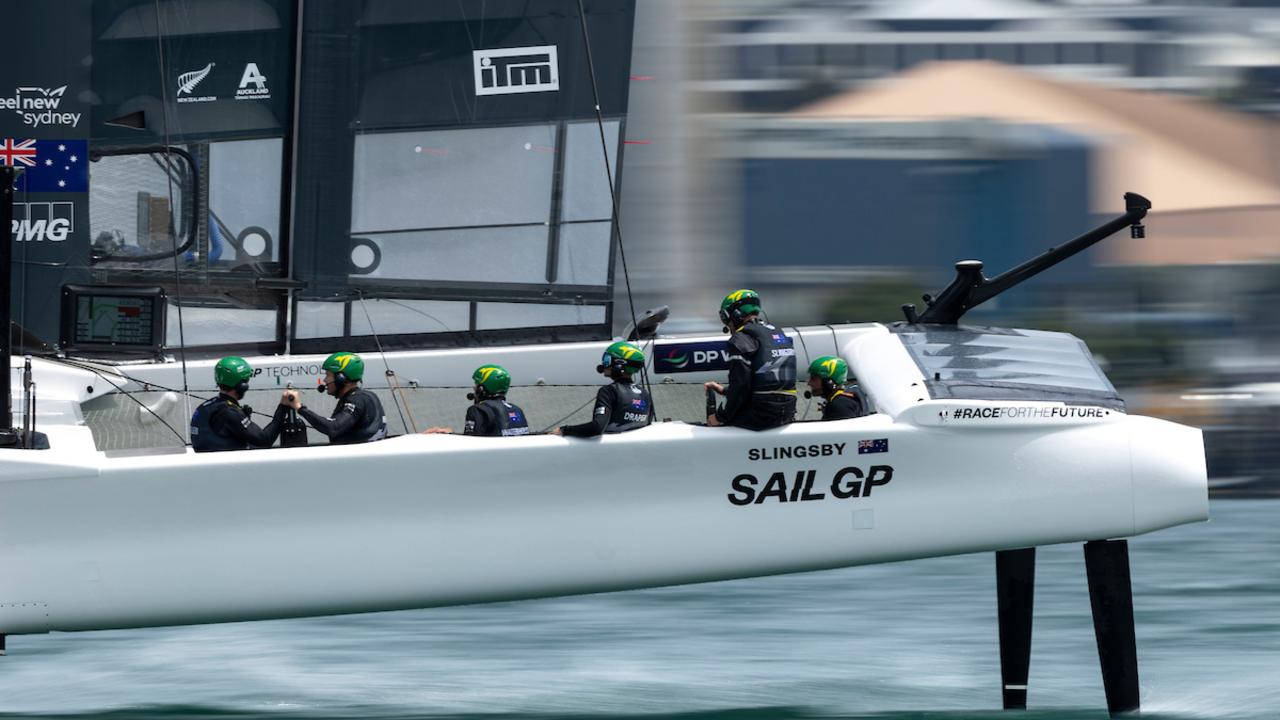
top-left (821, 389), bottom-right (865, 421)
top-left (190, 396), bottom-right (248, 452)
top-left (739, 321), bottom-right (796, 393)
top-left (336, 387), bottom-right (388, 445)
top-left (603, 381), bottom-right (652, 433)
top-left (477, 398), bottom-right (530, 436)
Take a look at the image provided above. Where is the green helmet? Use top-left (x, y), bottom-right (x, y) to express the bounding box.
top-left (322, 352), bottom-right (365, 382)
top-left (472, 364), bottom-right (512, 396)
top-left (214, 356), bottom-right (253, 388)
top-left (720, 289), bottom-right (762, 326)
top-left (808, 355), bottom-right (849, 385)
top-left (600, 340), bottom-right (645, 374)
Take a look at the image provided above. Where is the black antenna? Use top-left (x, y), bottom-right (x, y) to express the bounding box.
top-left (902, 192), bottom-right (1151, 325)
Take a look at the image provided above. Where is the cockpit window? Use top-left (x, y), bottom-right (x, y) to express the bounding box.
top-left (892, 324), bottom-right (1124, 410)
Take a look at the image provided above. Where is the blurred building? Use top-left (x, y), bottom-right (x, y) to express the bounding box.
top-left (715, 115), bottom-right (1092, 320)
top-left (792, 60), bottom-right (1280, 266)
top-left (694, 0), bottom-right (1280, 111)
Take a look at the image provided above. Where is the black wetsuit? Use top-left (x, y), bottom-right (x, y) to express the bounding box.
top-left (717, 320), bottom-right (797, 430)
top-left (464, 397), bottom-right (530, 437)
top-left (560, 379), bottom-right (653, 437)
top-left (298, 386), bottom-right (387, 445)
top-left (820, 388), bottom-right (866, 421)
top-left (190, 393), bottom-right (290, 452)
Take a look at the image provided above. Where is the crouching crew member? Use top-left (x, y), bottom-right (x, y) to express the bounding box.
top-left (191, 356), bottom-right (292, 452)
top-left (806, 355), bottom-right (866, 421)
top-left (705, 289), bottom-right (796, 430)
top-left (287, 352), bottom-right (387, 444)
top-left (551, 341), bottom-right (653, 437)
top-left (426, 365), bottom-right (530, 436)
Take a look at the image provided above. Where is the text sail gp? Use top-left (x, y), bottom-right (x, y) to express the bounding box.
top-left (728, 465), bottom-right (894, 505)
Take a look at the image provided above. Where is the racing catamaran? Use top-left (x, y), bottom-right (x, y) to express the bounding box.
top-left (1, 3), bottom-right (1205, 716)
top-left (2, 175), bottom-right (1205, 716)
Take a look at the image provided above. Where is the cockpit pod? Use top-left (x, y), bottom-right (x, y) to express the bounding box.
top-left (845, 322), bottom-right (1208, 534)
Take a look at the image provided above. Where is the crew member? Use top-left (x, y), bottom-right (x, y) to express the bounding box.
top-left (287, 352), bottom-right (387, 444)
top-left (806, 355), bottom-right (866, 421)
top-left (705, 289), bottom-right (796, 430)
top-left (425, 365), bottom-right (530, 436)
top-left (190, 356), bottom-right (291, 452)
top-left (551, 341), bottom-right (653, 437)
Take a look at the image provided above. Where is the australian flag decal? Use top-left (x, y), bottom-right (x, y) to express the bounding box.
top-left (3, 139), bottom-right (89, 192)
top-left (858, 438), bottom-right (889, 454)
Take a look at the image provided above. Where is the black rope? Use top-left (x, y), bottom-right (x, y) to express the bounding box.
top-left (537, 395), bottom-right (598, 434)
top-left (52, 357), bottom-right (188, 445)
top-left (356, 291), bottom-right (411, 433)
top-left (153, 0), bottom-right (192, 443)
top-left (574, 0), bottom-right (657, 419)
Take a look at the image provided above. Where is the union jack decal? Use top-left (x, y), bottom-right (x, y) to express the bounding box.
top-left (0, 138), bottom-right (38, 168)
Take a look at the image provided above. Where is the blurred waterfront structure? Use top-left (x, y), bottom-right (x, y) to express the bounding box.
top-left (693, 0), bottom-right (1280, 112)
top-left (620, 0), bottom-right (1280, 489)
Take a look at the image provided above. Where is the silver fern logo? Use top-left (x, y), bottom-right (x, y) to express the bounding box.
top-left (176, 63), bottom-right (216, 103)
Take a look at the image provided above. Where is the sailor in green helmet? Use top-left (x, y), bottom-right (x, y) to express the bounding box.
top-left (550, 341), bottom-right (653, 437)
top-left (283, 352), bottom-right (387, 444)
top-left (805, 355), bottom-right (867, 421)
top-left (705, 289), bottom-right (797, 430)
top-left (190, 356), bottom-right (292, 452)
top-left (425, 365), bottom-right (530, 436)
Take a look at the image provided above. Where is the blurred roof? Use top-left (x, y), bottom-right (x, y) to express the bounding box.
top-left (792, 60), bottom-right (1280, 213)
top-left (857, 0), bottom-right (1055, 20)
top-left (791, 60), bottom-right (1280, 263)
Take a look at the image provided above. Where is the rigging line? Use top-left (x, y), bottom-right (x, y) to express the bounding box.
top-left (46, 355), bottom-right (283, 424)
top-left (573, 0), bottom-right (657, 419)
top-left (537, 395), bottom-right (597, 434)
top-left (377, 298), bottom-right (455, 334)
top-left (153, 0), bottom-right (192, 442)
top-left (356, 291), bottom-right (411, 434)
top-left (49, 357), bottom-right (188, 445)
top-left (51, 355), bottom-right (711, 397)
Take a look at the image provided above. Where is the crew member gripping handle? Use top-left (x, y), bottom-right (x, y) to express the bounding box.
top-left (280, 384), bottom-right (308, 447)
top-left (706, 385), bottom-right (719, 421)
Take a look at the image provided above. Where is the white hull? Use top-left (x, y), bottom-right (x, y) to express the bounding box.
top-left (1, 407), bottom-right (1205, 635)
top-left (0, 323), bottom-right (1208, 635)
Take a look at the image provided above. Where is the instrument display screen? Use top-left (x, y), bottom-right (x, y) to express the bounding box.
top-left (61, 285), bottom-right (166, 352)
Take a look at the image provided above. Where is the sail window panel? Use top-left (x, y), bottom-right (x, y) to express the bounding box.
top-left (209, 138), bottom-right (283, 264)
top-left (555, 222), bottom-right (612, 287)
top-left (475, 303), bottom-right (606, 331)
top-left (295, 301), bottom-right (345, 340)
top-left (894, 326), bottom-right (1121, 405)
top-left (165, 305), bottom-right (277, 347)
top-left (349, 299), bottom-right (470, 335)
top-left (354, 227), bottom-right (549, 283)
top-left (351, 125), bottom-right (556, 233)
top-left (89, 152), bottom-right (189, 263)
top-left (562, 120), bottom-right (621, 222)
